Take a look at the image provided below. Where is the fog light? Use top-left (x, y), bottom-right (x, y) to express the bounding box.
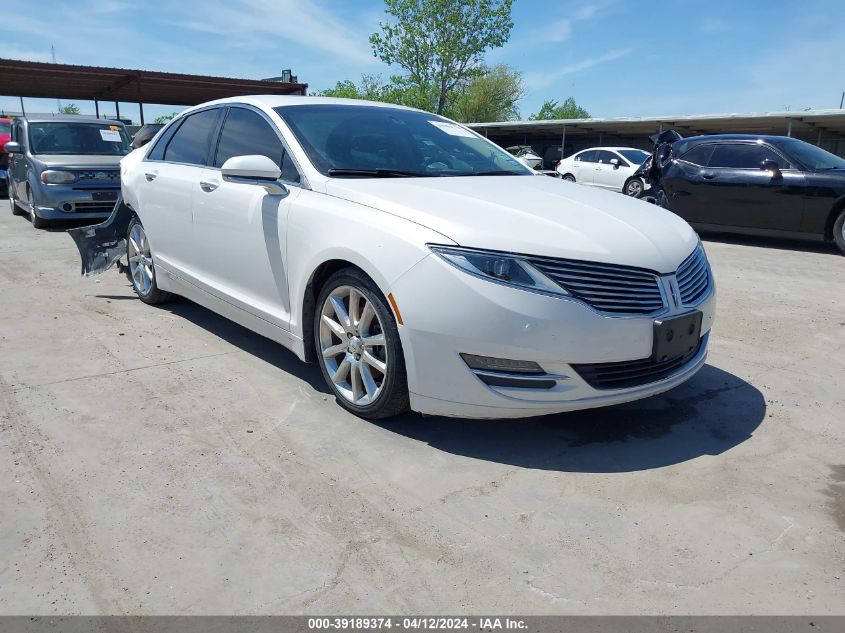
top-left (460, 353), bottom-right (543, 374)
top-left (62, 203), bottom-right (73, 212)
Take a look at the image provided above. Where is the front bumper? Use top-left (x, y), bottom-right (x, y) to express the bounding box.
top-left (32, 182), bottom-right (119, 220)
top-left (390, 254), bottom-right (716, 419)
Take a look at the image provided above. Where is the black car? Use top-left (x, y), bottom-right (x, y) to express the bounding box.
top-left (653, 134), bottom-right (845, 254)
top-left (130, 123), bottom-right (164, 149)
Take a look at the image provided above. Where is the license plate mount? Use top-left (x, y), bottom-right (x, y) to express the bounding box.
top-left (652, 311), bottom-right (702, 362)
top-left (93, 191), bottom-right (118, 202)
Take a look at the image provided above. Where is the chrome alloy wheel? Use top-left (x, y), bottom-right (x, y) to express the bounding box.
top-left (319, 285), bottom-right (388, 406)
top-left (625, 178), bottom-right (643, 197)
top-left (128, 223), bottom-right (154, 296)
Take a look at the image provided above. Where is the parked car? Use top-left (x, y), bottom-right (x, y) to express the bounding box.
top-left (0, 117), bottom-right (11, 197)
top-left (74, 96), bottom-right (714, 420)
top-left (506, 145), bottom-right (543, 169)
top-left (5, 117), bottom-right (131, 228)
top-left (647, 134), bottom-right (845, 255)
top-left (130, 123), bottom-right (165, 149)
top-left (556, 147), bottom-right (651, 196)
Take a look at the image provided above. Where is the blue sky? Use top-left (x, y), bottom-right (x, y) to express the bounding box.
top-left (1, 0), bottom-right (843, 123)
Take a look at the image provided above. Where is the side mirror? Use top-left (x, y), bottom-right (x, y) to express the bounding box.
top-left (4, 141), bottom-right (21, 154)
top-left (610, 158), bottom-right (619, 167)
top-left (221, 155), bottom-right (286, 195)
top-left (760, 159), bottom-right (781, 177)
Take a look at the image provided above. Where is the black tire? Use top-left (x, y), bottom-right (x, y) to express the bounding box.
top-left (562, 174), bottom-right (576, 182)
top-left (10, 192), bottom-right (24, 216)
top-left (26, 187), bottom-right (49, 228)
top-left (126, 215), bottom-right (174, 304)
top-left (624, 177), bottom-right (645, 198)
top-left (314, 267), bottom-right (410, 419)
top-left (833, 209), bottom-right (845, 255)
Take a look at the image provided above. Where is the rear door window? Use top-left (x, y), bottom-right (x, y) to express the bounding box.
top-left (708, 143), bottom-right (790, 169)
top-left (163, 109), bottom-right (221, 165)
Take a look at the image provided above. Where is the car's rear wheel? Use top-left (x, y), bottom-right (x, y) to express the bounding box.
top-left (126, 216), bottom-right (173, 304)
top-left (314, 268), bottom-right (409, 419)
top-left (833, 209), bottom-right (845, 255)
top-left (624, 177), bottom-right (644, 198)
top-left (562, 174), bottom-right (576, 182)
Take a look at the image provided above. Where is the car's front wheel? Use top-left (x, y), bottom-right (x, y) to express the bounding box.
top-left (26, 186), bottom-right (48, 228)
top-left (624, 177), bottom-right (645, 198)
top-left (126, 216), bottom-right (173, 304)
top-left (833, 208), bottom-right (845, 255)
top-left (314, 268), bottom-right (410, 419)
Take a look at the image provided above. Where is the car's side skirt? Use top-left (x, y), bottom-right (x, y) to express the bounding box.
top-left (156, 264), bottom-right (307, 362)
top-left (692, 223), bottom-right (827, 242)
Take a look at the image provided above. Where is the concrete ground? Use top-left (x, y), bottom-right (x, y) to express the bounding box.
top-left (0, 207), bottom-right (843, 615)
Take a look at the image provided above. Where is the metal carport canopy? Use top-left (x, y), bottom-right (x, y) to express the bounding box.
top-left (468, 109), bottom-right (845, 138)
top-left (0, 58), bottom-right (308, 107)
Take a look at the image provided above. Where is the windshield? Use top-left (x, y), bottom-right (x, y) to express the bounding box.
top-left (0, 121), bottom-right (10, 135)
top-left (274, 104), bottom-right (531, 177)
top-left (780, 140), bottom-right (845, 170)
top-left (28, 122), bottom-right (131, 156)
top-left (618, 149), bottom-right (650, 164)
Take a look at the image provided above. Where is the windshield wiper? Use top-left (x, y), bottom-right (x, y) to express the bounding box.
top-left (327, 168), bottom-right (426, 178)
top-left (453, 170), bottom-right (526, 176)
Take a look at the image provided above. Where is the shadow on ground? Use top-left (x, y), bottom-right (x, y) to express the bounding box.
top-left (154, 296), bottom-right (766, 474)
top-left (700, 231), bottom-right (840, 256)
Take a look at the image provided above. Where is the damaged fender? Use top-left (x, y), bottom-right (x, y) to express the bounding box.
top-left (66, 196), bottom-right (132, 276)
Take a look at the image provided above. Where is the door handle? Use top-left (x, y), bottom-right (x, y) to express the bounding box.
top-left (199, 180), bottom-right (219, 192)
top-left (144, 172), bottom-right (157, 181)
top-left (701, 171), bottom-right (716, 180)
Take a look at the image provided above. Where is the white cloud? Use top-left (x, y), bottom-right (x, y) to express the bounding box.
top-left (524, 48), bottom-right (631, 91)
top-left (538, 0), bottom-right (616, 43)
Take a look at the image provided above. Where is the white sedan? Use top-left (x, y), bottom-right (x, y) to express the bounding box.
top-left (111, 96), bottom-right (714, 419)
top-left (556, 146), bottom-right (650, 196)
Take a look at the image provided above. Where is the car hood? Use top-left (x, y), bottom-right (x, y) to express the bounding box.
top-left (33, 154), bottom-right (125, 169)
top-left (326, 175), bottom-right (698, 273)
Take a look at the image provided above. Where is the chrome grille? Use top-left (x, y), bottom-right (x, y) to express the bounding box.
top-left (527, 256), bottom-right (664, 315)
top-left (676, 246), bottom-right (711, 305)
top-left (75, 170), bottom-right (120, 181)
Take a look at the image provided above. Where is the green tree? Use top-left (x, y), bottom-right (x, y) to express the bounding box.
top-left (449, 64), bottom-right (523, 123)
top-left (153, 112), bottom-right (179, 124)
top-left (58, 103), bottom-right (80, 115)
top-left (528, 98), bottom-right (590, 121)
top-left (369, 0), bottom-right (514, 115)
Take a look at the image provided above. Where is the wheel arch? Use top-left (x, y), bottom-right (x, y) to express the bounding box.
top-left (823, 196), bottom-right (845, 241)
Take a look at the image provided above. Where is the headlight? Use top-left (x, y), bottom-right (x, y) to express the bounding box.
top-left (40, 170), bottom-right (77, 184)
top-left (429, 245), bottom-right (567, 296)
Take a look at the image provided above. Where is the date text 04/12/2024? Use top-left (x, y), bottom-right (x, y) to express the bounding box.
top-left (307, 617), bottom-right (528, 630)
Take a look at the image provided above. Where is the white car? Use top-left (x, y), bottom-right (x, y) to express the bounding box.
top-left (556, 147), bottom-right (651, 196)
top-left (114, 96), bottom-right (714, 420)
top-left (506, 145), bottom-right (543, 169)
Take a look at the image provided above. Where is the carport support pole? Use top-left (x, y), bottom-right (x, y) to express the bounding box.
top-left (19, 96), bottom-right (25, 116)
top-left (787, 120), bottom-right (793, 137)
top-left (560, 125), bottom-right (566, 158)
top-left (115, 100), bottom-right (120, 121)
top-left (139, 102), bottom-right (145, 125)
top-left (94, 98), bottom-right (99, 119)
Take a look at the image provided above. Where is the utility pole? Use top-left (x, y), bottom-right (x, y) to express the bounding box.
top-left (52, 45), bottom-right (62, 113)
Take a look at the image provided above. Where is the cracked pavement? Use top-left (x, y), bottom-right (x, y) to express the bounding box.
top-left (0, 210), bottom-right (843, 614)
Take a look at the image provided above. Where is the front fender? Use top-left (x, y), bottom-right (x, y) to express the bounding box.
top-left (66, 197), bottom-right (132, 276)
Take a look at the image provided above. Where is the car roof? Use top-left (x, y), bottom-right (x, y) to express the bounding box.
top-left (22, 116), bottom-right (124, 125)
top-left (673, 133), bottom-right (797, 153)
top-left (573, 146), bottom-right (648, 153)
top-left (183, 94), bottom-right (424, 115)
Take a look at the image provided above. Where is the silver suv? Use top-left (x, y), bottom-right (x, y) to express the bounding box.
top-left (5, 117), bottom-right (130, 228)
